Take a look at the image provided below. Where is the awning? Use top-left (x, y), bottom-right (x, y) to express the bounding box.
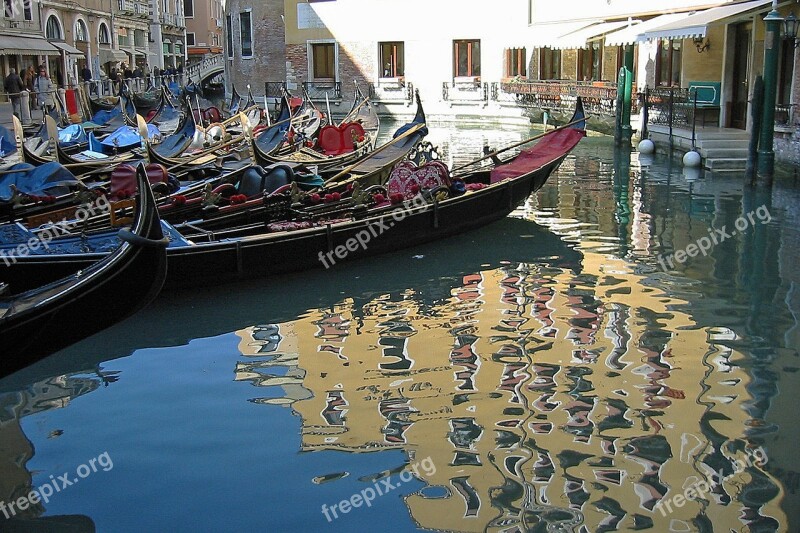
top-left (604, 13), bottom-right (693, 46)
top-left (642, 0), bottom-right (773, 40)
top-left (134, 48), bottom-right (152, 56)
top-left (527, 21), bottom-right (599, 48)
top-left (99, 48), bottom-right (129, 63)
top-left (0, 34), bottom-right (59, 56)
top-left (551, 20), bottom-right (634, 49)
top-left (50, 41), bottom-right (85, 56)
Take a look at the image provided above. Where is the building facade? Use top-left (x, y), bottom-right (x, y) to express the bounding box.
top-left (183, 0), bottom-right (223, 67)
top-left (149, 0), bottom-right (187, 70)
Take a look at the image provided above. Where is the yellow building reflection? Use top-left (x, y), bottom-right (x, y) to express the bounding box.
top-left (235, 241), bottom-right (785, 531)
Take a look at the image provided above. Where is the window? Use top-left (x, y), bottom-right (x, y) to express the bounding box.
top-left (99, 22), bottom-right (110, 44)
top-left (379, 41), bottom-right (404, 78)
top-left (75, 19), bottom-right (88, 41)
top-left (174, 41), bottom-right (183, 55)
top-left (183, 0), bottom-right (192, 17)
top-left (46, 15), bottom-right (62, 40)
top-left (186, 32), bottom-right (195, 46)
top-left (23, 0), bottom-right (31, 20)
top-left (577, 41), bottom-right (602, 81)
top-left (504, 47), bottom-right (526, 78)
top-left (134, 28), bottom-right (145, 47)
top-left (226, 14), bottom-right (233, 58)
top-left (4, 0), bottom-right (12, 18)
top-left (539, 47), bottom-right (561, 80)
top-left (239, 10), bottom-right (252, 57)
top-left (453, 39), bottom-right (480, 78)
top-left (163, 41), bottom-right (172, 54)
top-left (311, 42), bottom-right (335, 79)
top-left (655, 39), bottom-right (681, 86)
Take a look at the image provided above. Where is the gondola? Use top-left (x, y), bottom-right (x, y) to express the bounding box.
top-left (0, 163), bottom-right (168, 377)
top-left (0, 98), bottom-right (586, 293)
top-left (254, 84), bottom-right (380, 171)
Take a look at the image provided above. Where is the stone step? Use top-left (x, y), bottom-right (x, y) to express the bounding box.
top-left (704, 157), bottom-right (748, 171)
top-left (694, 131), bottom-right (750, 140)
top-left (696, 139), bottom-right (751, 150)
top-left (699, 148), bottom-right (751, 159)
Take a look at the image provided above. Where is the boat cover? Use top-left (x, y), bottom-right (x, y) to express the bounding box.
top-left (0, 124), bottom-right (17, 156)
top-left (489, 128), bottom-right (585, 183)
top-left (0, 162), bottom-right (79, 201)
top-left (101, 124), bottom-right (162, 149)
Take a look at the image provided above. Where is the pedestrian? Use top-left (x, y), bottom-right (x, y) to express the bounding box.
top-left (123, 64), bottom-right (133, 79)
top-left (34, 67), bottom-right (55, 113)
top-left (4, 68), bottom-right (24, 119)
top-left (81, 65), bottom-right (92, 82)
top-left (133, 65), bottom-right (142, 79)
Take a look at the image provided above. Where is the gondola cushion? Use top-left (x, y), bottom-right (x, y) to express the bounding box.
top-left (317, 122), bottom-right (367, 156)
top-left (110, 163), bottom-right (171, 199)
top-left (386, 160), bottom-right (450, 200)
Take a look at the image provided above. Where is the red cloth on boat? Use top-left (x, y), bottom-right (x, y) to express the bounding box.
top-left (317, 122), bottom-right (366, 155)
top-left (490, 128), bottom-right (585, 184)
top-left (386, 160), bottom-right (450, 200)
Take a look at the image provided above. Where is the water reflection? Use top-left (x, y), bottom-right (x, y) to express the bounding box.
top-left (234, 243), bottom-right (786, 530)
top-left (0, 134), bottom-right (797, 531)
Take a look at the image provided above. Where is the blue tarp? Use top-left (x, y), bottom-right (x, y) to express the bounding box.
top-left (91, 107), bottom-right (121, 125)
top-left (0, 162), bottom-right (79, 201)
top-left (58, 124), bottom-right (88, 147)
top-left (0, 124), bottom-right (17, 157)
top-left (101, 124), bottom-right (161, 150)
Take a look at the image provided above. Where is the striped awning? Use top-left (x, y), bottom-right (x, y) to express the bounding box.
top-left (551, 20), bottom-right (634, 49)
top-left (50, 41), bottom-right (85, 56)
top-left (1, 34), bottom-right (59, 56)
top-left (641, 0), bottom-right (773, 40)
top-left (604, 13), bottom-right (693, 46)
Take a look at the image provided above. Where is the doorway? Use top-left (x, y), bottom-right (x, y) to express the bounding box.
top-left (730, 22), bottom-right (751, 129)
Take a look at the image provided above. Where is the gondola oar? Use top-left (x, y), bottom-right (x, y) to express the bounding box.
top-left (450, 117), bottom-right (587, 174)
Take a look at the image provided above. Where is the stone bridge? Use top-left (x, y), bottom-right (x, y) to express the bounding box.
top-left (185, 54), bottom-right (224, 84)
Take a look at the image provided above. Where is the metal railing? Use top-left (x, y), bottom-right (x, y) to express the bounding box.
top-left (264, 82), bottom-right (286, 98)
top-left (184, 54), bottom-right (223, 81)
top-left (497, 79), bottom-right (630, 115)
top-left (368, 79), bottom-right (413, 103)
top-left (442, 80), bottom-right (488, 103)
top-left (302, 81), bottom-right (341, 100)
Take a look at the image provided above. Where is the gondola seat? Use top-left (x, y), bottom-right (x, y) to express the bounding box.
top-left (386, 160), bottom-right (450, 200)
top-left (317, 122), bottom-right (366, 156)
top-left (110, 163), bottom-right (172, 199)
top-left (202, 107), bottom-right (223, 124)
top-left (237, 164), bottom-right (295, 198)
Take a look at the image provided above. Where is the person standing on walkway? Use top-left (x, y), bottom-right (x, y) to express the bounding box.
top-left (34, 68), bottom-right (55, 113)
top-left (4, 68), bottom-right (24, 119)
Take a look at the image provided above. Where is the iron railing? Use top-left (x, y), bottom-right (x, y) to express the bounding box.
top-left (497, 79), bottom-right (633, 115)
top-left (264, 82), bottom-right (286, 98)
top-left (302, 81), bottom-right (341, 100)
top-left (368, 79), bottom-right (413, 103)
top-left (442, 80), bottom-right (488, 103)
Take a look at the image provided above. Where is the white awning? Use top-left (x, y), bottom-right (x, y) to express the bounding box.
top-left (99, 48), bottom-right (129, 63)
top-left (642, 0), bottom-right (773, 40)
top-left (604, 13), bottom-right (693, 46)
top-left (134, 48), bottom-right (152, 56)
top-left (1, 34), bottom-right (59, 56)
top-left (50, 41), bottom-right (85, 56)
top-left (527, 21), bottom-right (599, 48)
top-left (551, 20), bottom-right (634, 49)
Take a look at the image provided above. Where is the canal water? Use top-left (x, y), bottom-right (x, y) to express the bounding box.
top-left (1, 120), bottom-right (798, 532)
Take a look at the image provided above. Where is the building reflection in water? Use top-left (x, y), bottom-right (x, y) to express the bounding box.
top-left (0, 375), bottom-right (102, 530)
top-left (234, 242), bottom-right (786, 531)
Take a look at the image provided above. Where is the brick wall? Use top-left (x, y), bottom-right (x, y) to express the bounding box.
top-left (337, 41), bottom-right (375, 93)
top-left (225, 0), bottom-right (285, 95)
top-left (285, 43), bottom-right (307, 89)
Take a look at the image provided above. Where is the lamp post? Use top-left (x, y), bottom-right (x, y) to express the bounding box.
top-left (757, 1), bottom-right (782, 179)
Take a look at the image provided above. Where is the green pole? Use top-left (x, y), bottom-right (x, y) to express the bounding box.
top-left (621, 44), bottom-right (634, 144)
top-left (757, 6), bottom-right (782, 179)
top-left (614, 67), bottom-right (624, 143)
